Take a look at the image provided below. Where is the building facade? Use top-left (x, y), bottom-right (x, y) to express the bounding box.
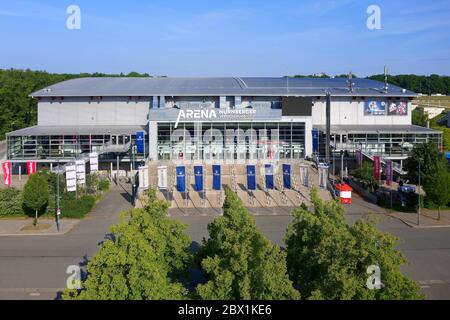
top-left (6, 77), bottom-right (442, 171)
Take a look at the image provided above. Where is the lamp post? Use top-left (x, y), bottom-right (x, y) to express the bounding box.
top-left (56, 159), bottom-right (61, 232)
top-left (417, 159), bottom-right (422, 226)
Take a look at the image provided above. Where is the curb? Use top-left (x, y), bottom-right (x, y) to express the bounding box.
top-left (387, 214), bottom-right (450, 229)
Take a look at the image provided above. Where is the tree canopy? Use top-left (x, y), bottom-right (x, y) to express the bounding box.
top-left (285, 188), bottom-right (424, 300)
top-left (21, 173), bottom-right (49, 222)
top-left (404, 142), bottom-right (447, 183)
top-left (0, 69), bottom-right (150, 139)
top-left (196, 187), bottom-right (300, 300)
top-left (63, 189), bottom-right (191, 300)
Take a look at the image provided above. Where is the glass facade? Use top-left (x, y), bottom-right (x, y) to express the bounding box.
top-left (7, 134), bottom-right (145, 161)
top-left (315, 131), bottom-right (443, 159)
top-left (157, 122), bottom-right (306, 161)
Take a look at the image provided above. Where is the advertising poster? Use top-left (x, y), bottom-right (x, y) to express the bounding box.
top-left (212, 164), bottom-right (221, 190)
top-left (265, 164), bottom-right (274, 190)
top-left (387, 101), bottom-right (408, 115)
top-left (385, 160), bottom-right (393, 186)
top-left (176, 166), bottom-right (186, 192)
top-left (283, 164), bottom-right (291, 189)
top-left (247, 165), bottom-right (256, 190)
top-left (157, 166), bottom-right (168, 189)
top-left (355, 149), bottom-right (363, 167)
top-left (136, 131), bottom-right (145, 154)
top-left (138, 165), bottom-right (149, 190)
top-left (26, 162), bottom-right (37, 175)
top-left (89, 153), bottom-right (98, 172)
top-left (373, 156), bottom-right (381, 180)
top-left (75, 160), bottom-right (86, 185)
top-left (364, 100), bottom-right (386, 116)
top-left (194, 165), bottom-right (203, 192)
top-left (2, 162), bottom-right (11, 186)
top-left (300, 164), bottom-right (309, 187)
top-left (65, 164), bottom-right (77, 192)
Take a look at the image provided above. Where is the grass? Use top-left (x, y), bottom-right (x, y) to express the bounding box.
top-left (414, 96), bottom-right (450, 109)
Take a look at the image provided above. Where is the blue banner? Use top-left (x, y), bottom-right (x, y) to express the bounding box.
top-left (176, 166), bottom-right (186, 192)
top-left (247, 165), bottom-right (256, 190)
top-left (265, 164), bottom-right (274, 190)
top-left (136, 131), bottom-right (145, 154)
top-left (212, 165), bottom-right (221, 190)
top-left (194, 165), bottom-right (203, 191)
top-left (312, 129), bottom-right (319, 153)
top-left (283, 164), bottom-right (291, 189)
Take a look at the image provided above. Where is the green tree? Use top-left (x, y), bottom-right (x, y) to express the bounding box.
top-left (423, 163), bottom-right (450, 220)
top-left (21, 173), bottom-right (49, 224)
top-left (404, 142), bottom-right (446, 183)
top-left (351, 162), bottom-right (379, 192)
top-left (412, 107), bottom-right (429, 127)
top-left (196, 187), bottom-right (300, 300)
top-left (285, 188), bottom-right (424, 300)
top-left (63, 189), bottom-right (191, 300)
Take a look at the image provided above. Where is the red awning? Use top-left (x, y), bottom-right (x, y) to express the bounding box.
top-left (334, 183), bottom-right (353, 192)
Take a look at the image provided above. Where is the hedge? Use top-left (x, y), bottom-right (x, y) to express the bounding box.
top-left (60, 194), bottom-right (97, 218)
top-left (0, 188), bottom-right (23, 216)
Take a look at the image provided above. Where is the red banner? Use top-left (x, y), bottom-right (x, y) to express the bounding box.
top-left (26, 162), bottom-right (36, 175)
top-left (373, 156), bottom-right (381, 180)
top-left (2, 162), bottom-right (12, 186)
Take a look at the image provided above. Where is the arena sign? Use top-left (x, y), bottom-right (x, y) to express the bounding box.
top-left (174, 108), bottom-right (257, 128)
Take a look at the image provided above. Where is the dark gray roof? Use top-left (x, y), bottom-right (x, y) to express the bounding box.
top-left (30, 77), bottom-right (416, 98)
top-left (314, 125), bottom-right (441, 134)
top-left (6, 125), bottom-right (146, 137)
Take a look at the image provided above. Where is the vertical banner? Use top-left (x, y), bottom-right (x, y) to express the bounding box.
top-left (157, 166), bottom-right (168, 189)
top-left (26, 161), bottom-right (36, 175)
top-left (318, 163), bottom-right (329, 188)
top-left (65, 164), bottom-right (77, 192)
top-left (247, 165), bottom-right (256, 190)
top-left (300, 164), bottom-right (309, 187)
top-left (312, 129), bottom-right (319, 154)
top-left (212, 164), bottom-right (221, 190)
top-left (194, 165), bottom-right (203, 191)
top-left (355, 149), bottom-right (362, 168)
top-left (89, 152), bottom-right (98, 172)
top-left (136, 131), bottom-right (145, 154)
top-left (2, 162), bottom-right (12, 186)
top-left (75, 160), bottom-right (86, 185)
top-left (264, 164), bottom-right (274, 190)
top-left (176, 166), bottom-right (186, 192)
top-left (283, 164), bottom-right (291, 189)
top-left (138, 165), bottom-right (149, 190)
top-left (373, 156), bottom-right (381, 180)
top-left (385, 160), bottom-right (393, 186)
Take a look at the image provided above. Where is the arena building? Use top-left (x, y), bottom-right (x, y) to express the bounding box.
top-left (5, 77), bottom-right (442, 173)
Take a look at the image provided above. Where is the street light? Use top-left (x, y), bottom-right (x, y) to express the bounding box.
top-left (417, 158), bottom-right (422, 226)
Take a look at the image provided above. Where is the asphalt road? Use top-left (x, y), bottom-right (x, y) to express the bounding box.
top-left (173, 194), bottom-right (450, 300)
top-left (0, 184), bottom-right (133, 299)
top-left (0, 187), bottom-right (449, 300)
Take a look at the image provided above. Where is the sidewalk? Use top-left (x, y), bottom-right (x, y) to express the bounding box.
top-left (389, 209), bottom-right (450, 228)
top-left (0, 218), bottom-right (79, 236)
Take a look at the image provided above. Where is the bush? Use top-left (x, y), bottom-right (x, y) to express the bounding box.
top-left (0, 188), bottom-right (24, 216)
top-left (60, 194), bottom-right (96, 218)
top-left (98, 178), bottom-right (110, 192)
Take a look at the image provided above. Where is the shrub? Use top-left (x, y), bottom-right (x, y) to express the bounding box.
top-left (0, 188), bottom-right (24, 216)
top-left (60, 194), bottom-right (96, 218)
top-left (98, 178), bottom-right (110, 192)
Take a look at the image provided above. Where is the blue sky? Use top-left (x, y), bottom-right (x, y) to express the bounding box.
top-left (0, 0), bottom-right (450, 76)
